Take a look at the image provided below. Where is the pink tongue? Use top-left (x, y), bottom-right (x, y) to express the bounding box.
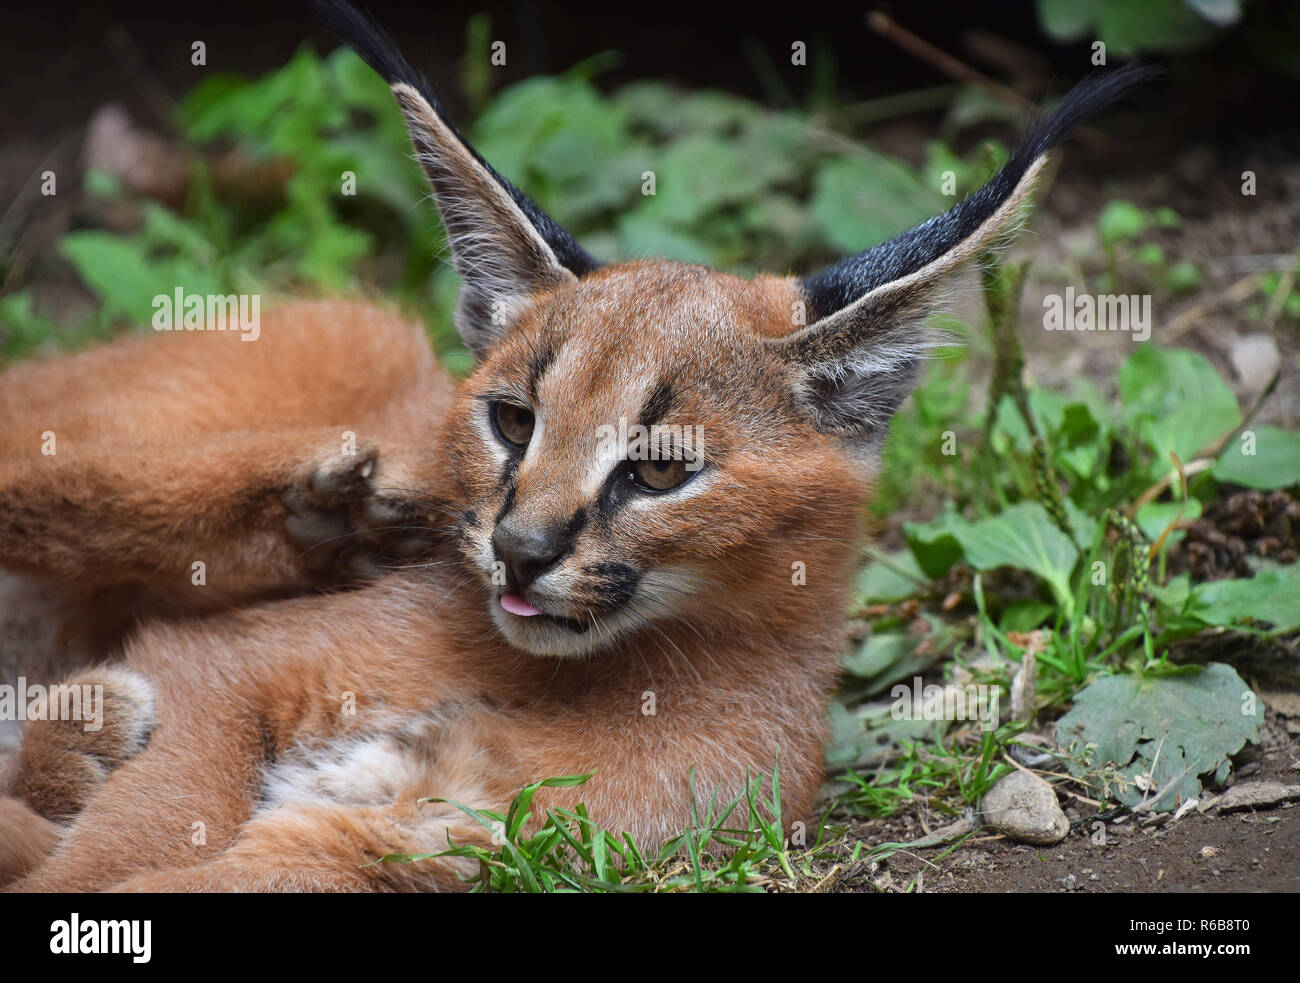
top-left (500, 592), bottom-right (543, 617)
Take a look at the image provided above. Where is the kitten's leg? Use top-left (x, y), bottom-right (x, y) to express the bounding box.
top-left (7, 717), bottom-right (267, 892)
top-left (5, 574), bottom-right (447, 892)
top-left (0, 300), bottom-right (450, 602)
top-left (0, 667), bottom-right (157, 884)
top-left (108, 800), bottom-right (494, 892)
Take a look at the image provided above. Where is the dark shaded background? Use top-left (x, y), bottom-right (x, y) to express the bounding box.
top-left (5, 0), bottom-right (1298, 174)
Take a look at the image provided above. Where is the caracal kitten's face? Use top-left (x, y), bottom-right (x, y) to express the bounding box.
top-left (322, 4), bottom-right (1149, 658)
top-left (443, 261), bottom-right (864, 657)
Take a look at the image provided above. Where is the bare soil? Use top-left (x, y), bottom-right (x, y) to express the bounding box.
top-left (822, 717), bottom-right (1299, 893)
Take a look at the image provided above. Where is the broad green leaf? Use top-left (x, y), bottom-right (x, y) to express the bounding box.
top-left (951, 502), bottom-right (1080, 613)
top-left (857, 551), bottom-right (926, 603)
top-left (842, 631), bottom-right (915, 681)
top-left (1036, 0), bottom-right (1102, 39)
top-left (904, 509), bottom-right (965, 579)
top-left (826, 698), bottom-right (941, 767)
top-left (1214, 425), bottom-right (1300, 489)
top-left (59, 234), bottom-right (162, 322)
top-left (633, 133), bottom-right (764, 225)
top-left (1097, 0), bottom-right (1222, 54)
top-left (1149, 573), bottom-right (1191, 617)
top-left (59, 234), bottom-right (224, 325)
top-left (1136, 497), bottom-right (1202, 544)
top-left (841, 618), bottom-right (954, 697)
top-left (614, 213), bottom-right (715, 266)
top-left (1186, 564), bottom-right (1300, 631)
top-left (1056, 663), bottom-right (1263, 810)
top-left (999, 599), bottom-right (1056, 633)
top-left (1119, 346), bottom-right (1240, 472)
top-left (809, 153), bottom-right (941, 253)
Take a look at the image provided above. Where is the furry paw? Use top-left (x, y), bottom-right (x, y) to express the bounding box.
top-left (283, 445), bottom-right (438, 581)
top-left (9, 667), bottom-right (157, 822)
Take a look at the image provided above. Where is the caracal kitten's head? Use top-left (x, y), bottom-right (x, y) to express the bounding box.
top-left (319, 1), bottom-right (1151, 657)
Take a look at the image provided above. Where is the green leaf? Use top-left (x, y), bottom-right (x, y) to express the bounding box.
top-left (59, 234), bottom-right (225, 324)
top-left (1056, 663), bottom-right (1264, 810)
top-left (1036, 0), bottom-right (1102, 40)
top-left (1097, 200), bottom-right (1146, 246)
top-left (634, 133), bottom-right (763, 225)
top-left (614, 213), bottom-right (716, 266)
top-left (1162, 261), bottom-right (1203, 294)
top-left (809, 153), bottom-right (941, 253)
top-left (904, 509), bottom-right (965, 579)
top-left (1136, 498), bottom-right (1202, 544)
top-left (1119, 346), bottom-right (1240, 471)
top-left (825, 698), bottom-right (941, 768)
top-left (1215, 425), bottom-right (1300, 489)
top-left (858, 551), bottom-right (926, 603)
top-left (1149, 573), bottom-right (1191, 617)
top-left (950, 502), bottom-right (1080, 614)
top-left (842, 631), bottom-right (916, 681)
top-left (58, 234), bottom-right (162, 322)
top-left (841, 618), bottom-right (955, 697)
top-left (1096, 0), bottom-right (1222, 55)
top-left (1185, 564), bottom-right (1300, 631)
top-left (1000, 599), bottom-right (1056, 634)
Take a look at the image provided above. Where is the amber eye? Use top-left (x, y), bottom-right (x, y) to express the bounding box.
top-left (630, 455), bottom-right (691, 492)
top-left (493, 402), bottom-right (535, 448)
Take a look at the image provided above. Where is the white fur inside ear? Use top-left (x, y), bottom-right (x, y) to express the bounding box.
top-left (390, 82), bottom-right (575, 353)
top-left (801, 153), bottom-right (1048, 337)
top-left (775, 153), bottom-right (1048, 445)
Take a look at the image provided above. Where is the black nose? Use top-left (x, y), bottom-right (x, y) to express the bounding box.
top-left (492, 518), bottom-right (565, 591)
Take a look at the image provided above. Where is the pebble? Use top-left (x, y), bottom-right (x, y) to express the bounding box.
top-left (981, 771), bottom-right (1069, 845)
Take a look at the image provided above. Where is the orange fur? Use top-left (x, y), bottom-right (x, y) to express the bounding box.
top-left (2, 263), bottom-right (860, 892)
top-left (0, 0), bottom-right (1087, 889)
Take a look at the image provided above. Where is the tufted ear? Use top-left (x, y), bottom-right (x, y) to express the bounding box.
top-left (768, 65), bottom-right (1157, 448)
top-left (314, 0), bottom-right (599, 357)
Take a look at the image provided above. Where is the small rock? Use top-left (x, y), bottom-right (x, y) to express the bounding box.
top-left (1229, 334), bottom-right (1281, 394)
top-left (981, 771), bottom-right (1069, 845)
top-left (1213, 781), bottom-right (1300, 813)
top-left (1200, 845), bottom-right (1218, 859)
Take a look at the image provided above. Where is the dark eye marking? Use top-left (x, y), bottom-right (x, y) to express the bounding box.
top-left (498, 452), bottom-right (520, 489)
top-left (564, 507), bottom-right (589, 540)
top-left (583, 562), bottom-right (640, 606)
top-left (494, 485), bottom-right (517, 526)
top-left (526, 343), bottom-right (557, 403)
top-left (639, 380), bottom-right (674, 429)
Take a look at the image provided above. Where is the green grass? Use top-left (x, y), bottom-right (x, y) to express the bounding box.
top-left (376, 764), bottom-right (818, 893)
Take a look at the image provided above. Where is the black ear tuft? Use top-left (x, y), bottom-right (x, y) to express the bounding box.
top-left (310, 0), bottom-right (600, 279)
top-left (800, 64), bottom-right (1161, 321)
top-left (773, 64), bottom-right (1158, 451)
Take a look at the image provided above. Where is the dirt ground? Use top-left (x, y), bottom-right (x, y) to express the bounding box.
top-left (818, 712), bottom-right (1299, 893)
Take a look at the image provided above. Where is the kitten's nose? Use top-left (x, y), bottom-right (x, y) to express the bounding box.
top-left (492, 518), bottom-right (564, 591)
